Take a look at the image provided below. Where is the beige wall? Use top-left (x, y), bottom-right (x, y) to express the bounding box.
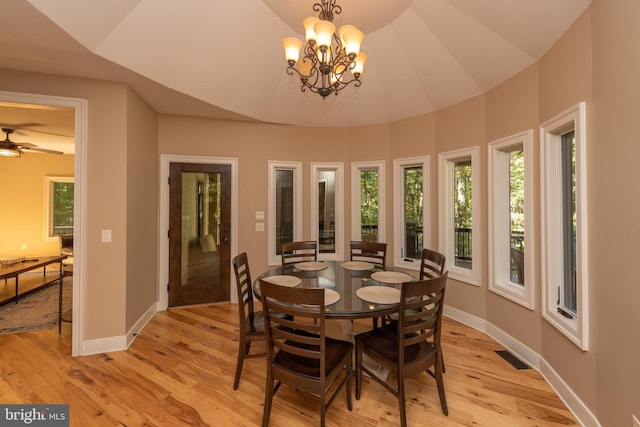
top-left (537, 8), bottom-right (598, 412)
top-left (591, 0), bottom-right (640, 424)
top-left (0, 70), bottom-right (157, 341)
top-left (0, 153), bottom-right (74, 257)
top-left (125, 87), bottom-right (159, 331)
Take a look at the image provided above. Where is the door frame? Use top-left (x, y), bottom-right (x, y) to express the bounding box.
top-left (159, 154), bottom-right (238, 310)
top-left (0, 90), bottom-right (87, 357)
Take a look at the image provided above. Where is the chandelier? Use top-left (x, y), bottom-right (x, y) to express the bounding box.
top-left (282, 0), bottom-right (367, 99)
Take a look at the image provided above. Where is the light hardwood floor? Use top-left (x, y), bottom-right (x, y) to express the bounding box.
top-left (0, 303), bottom-right (579, 426)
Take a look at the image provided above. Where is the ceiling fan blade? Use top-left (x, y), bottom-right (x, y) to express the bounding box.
top-left (14, 128), bottom-right (74, 138)
top-left (15, 142), bottom-right (36, 148)
top-left (22, 147), bottom-right (63, 155)
top-left (0, 122), bottom-right (43, 129)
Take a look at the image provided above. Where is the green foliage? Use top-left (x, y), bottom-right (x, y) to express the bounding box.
top-left (360, 170), bottom-right (378, 225)
top-left (454, 161), bottom-right (472, 229)
top-left (510, 149), bottom-right (525, 233)
top-left (53, 182), bottom-right (74, 236)
top-left (403, 167), bottom-right (423, 226)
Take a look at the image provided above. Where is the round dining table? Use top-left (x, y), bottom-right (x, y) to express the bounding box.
top-left (254, 260), bottom-right (416, 320)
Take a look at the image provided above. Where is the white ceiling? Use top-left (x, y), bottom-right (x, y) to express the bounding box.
top-left (0, 0), bottom-right (591, 152)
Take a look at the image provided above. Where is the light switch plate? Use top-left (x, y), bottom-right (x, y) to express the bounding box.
top-left (101, 229), bottom-right (112, 242)
top-left (255, 211), bottom-right (265, 220)
top-left (255, 222), bottom-right (264, 232)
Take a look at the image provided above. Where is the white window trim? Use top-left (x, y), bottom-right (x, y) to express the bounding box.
top-left (311, 162), bottom-right (344, 261)
top-left (44, 176), bottom-right (74, 241)
top-left (393, 156), bottom-right (430, 271)
top-left (488, 130), bottom-right (535, 309)
top-left (540, 102), bottom-right (589, 350)
top-left (438, 147), bottom-right (481, 286)
top-left (267, 161), bottom-right (302, 266)
top-left (350, 161), bottom-right (385, 242)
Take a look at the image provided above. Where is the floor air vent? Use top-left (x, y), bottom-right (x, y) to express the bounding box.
top-left (495, 350), bottom-right (530, 370)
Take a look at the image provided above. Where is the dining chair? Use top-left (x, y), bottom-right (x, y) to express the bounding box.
top-left (419, 248), bottom-right (446, 280)
top-left (281, 240), bottom-right (318, 265)
top-left (260, 279), bottom-right (353, 427)
top-left (349, 241), bottom-right (387, 267)
top-left (382, 248), bottom-right (448, 370)
top-left (231, 252), bottom-right (266, 390)
top-left (355, 272), bottom-right (449, 427)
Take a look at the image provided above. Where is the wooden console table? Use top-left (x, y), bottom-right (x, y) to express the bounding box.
top-left (0, 255), bottom-right (67, 332)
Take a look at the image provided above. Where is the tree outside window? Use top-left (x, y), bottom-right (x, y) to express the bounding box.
top-left (46, 177), bottom-right (74, 238)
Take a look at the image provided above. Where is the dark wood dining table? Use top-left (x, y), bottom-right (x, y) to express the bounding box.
top-left (254, 260), bottom-right (416, 320)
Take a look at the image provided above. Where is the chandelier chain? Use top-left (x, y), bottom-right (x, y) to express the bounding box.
top-left (314, 0), bottom-right (341, 22)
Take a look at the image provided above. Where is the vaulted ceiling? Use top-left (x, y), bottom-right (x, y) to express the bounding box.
top-left (0, 0), bottom-right (591, 150)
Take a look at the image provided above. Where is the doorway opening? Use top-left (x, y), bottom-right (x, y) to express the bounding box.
top-left (159, 155), bottom-right (238, 310)
top-left (0, 90), bottom-right (87, 356)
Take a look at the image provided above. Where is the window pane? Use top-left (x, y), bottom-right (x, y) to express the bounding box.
top-left (509, 149), bottom-right (525, 285)
top-left (360, 170), bottom-right (378, 242)
top-left (453, 160), bottom-right (472, 269)
top-left (52, 182), bottom-right (74, 236)
top-left (276, 169), bottom-right (294, 255)
top-left (561, 131), bottom-right (577, 313)
top-left (318, 170), bottom-right (336, 254)
top-left (403, 166), bottom-right (423, 259)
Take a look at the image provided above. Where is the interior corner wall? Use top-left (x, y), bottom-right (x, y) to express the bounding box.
top-left (125, 87), bottom-right (159, 332)
top-left (0, 69), bottom-right (130, 341)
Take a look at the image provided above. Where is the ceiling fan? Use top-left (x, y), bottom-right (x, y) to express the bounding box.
top-left (0, 128), bottom-right (63, 157)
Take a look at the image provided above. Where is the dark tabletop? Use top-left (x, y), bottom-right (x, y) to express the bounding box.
top-left (254, 260), bottom-right (415, 319)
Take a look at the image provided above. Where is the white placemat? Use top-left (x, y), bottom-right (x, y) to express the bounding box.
top-left (294, 261), bottom-right (328, 271)
top-left (262, 275), bottom-right (301, 287)
top-left (301, 289), bottom-right (341, 306)
top-left (340, 261), bottom-right (374, 271)
top-left (370, 271), bottom-right (413, 284)
top-left (356, 286), bottom-right (401, 304)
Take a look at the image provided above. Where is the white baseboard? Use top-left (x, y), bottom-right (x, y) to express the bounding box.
top-left (444, 304), bottom-right (599, 427)
top-left (81, 302), bottom-right (157, 356)
top-left (539, 358), bottom-right (601, 427)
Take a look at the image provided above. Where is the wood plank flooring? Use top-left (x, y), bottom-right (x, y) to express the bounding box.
top-left (0, 303), bottom-right (579, 426)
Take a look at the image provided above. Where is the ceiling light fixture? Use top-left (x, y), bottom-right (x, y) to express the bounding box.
top-left (282, 0), bottom-right (367, 99)
top-left (0, 147), bottom-right (20, 157)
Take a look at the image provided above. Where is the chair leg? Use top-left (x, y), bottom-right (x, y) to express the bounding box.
top-left (346, 353), bottom-right (353, 411)
top-left (320, 390), bottom-right (326, 427)
top-left (442, 352), bottom-right (446, 373)
top-left (436, 354), bottom-right (449, 416)
top-left (262, 377), bottom-right (274, 427)
top-left (355, 343), bottom-right (363, 400)
top-left (233, 337), bottom-right (247, 390)
top-left (398, 374), bottom-right (407, 427)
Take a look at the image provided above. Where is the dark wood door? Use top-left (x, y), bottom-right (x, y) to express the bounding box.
top-left (169, 162), bottom-right (231, 307)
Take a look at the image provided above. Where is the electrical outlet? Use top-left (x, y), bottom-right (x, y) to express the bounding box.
top-left (20, 244), bottom-right (26, 250)
top-left (101, 229), bottom-right (112, 242)
top-left (633, 414), bottom-right (639, 427)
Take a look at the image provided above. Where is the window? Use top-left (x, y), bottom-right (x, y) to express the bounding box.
top-left (45, 176), bottom-right (74, 240)
top-left (351, 161), bottom-right (385, 243)
top-left (439, 147), bottom-right (480, 285)
top-left (268, 161), bottom-right (302, 266)
top-left (488, 131), bottom-right (534, 308)
top-left (311, 163), bottom-right (344, 260)
top-left (393, 156), bottom-right (429, 270)
top-left (540, 102), bottom-right (588, 350)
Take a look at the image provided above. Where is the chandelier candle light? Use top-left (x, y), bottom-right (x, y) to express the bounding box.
top-left (282, 0), bottom-right (366, 98)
